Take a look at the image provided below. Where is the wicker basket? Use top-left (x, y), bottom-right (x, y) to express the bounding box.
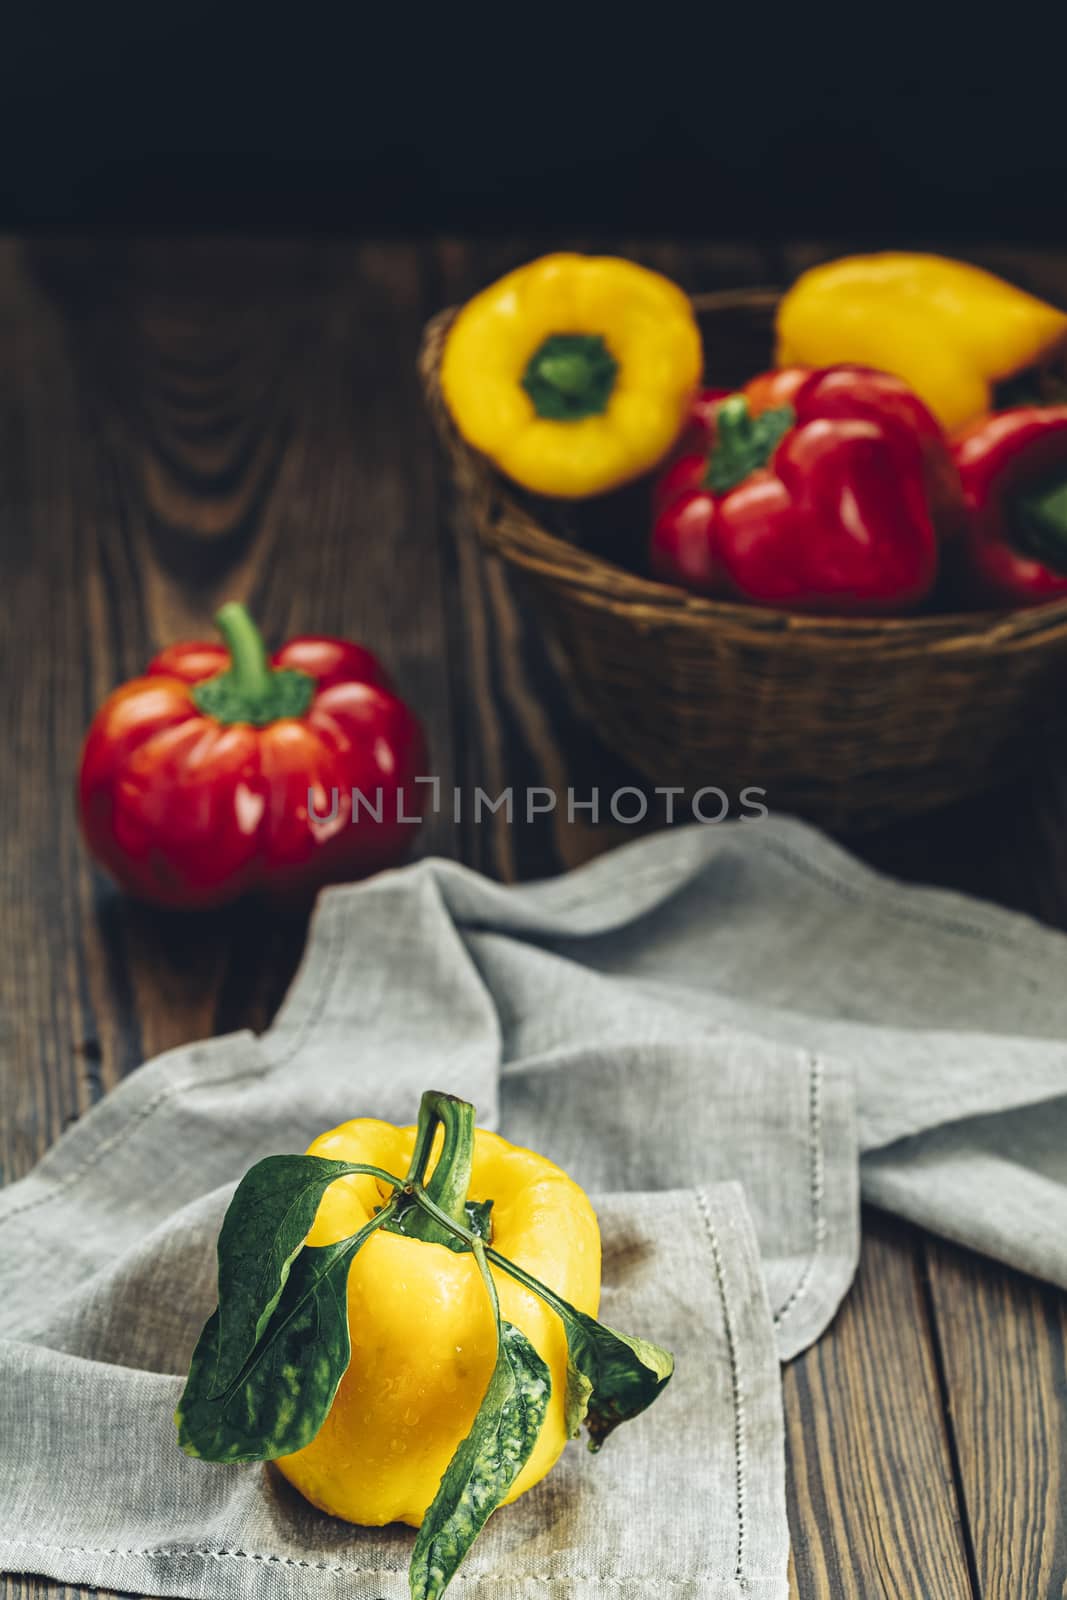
top-left (420, 288), bottom-right (1067, 830)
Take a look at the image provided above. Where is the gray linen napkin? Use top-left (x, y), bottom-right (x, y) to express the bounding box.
top-left (3, 813), bottom-right (1066, 1599)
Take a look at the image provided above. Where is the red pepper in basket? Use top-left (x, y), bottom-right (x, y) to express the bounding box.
top-left (78, 604), bottom-right (427, 909)
top-left (951, 408), bottom-right (1067, 606)
top-left (680, 386), bottom-right (731, 449)
top-left (653, 387), bottom-right (730, 515)
top-left (651, 365), bottom-right (962, 615)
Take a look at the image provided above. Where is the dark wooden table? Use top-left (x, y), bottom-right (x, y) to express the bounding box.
top-left (1, 237), bottom-right (1065, 1600)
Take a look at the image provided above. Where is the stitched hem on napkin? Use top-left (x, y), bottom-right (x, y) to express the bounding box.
top-left (1, 1545), bottom-right (786, 1600)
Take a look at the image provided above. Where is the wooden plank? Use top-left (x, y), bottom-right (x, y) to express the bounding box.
top-left (784, 1212), bottom-right (974, 1599)
top-left (0, 237), bottom-right (458, 1189)
top-left (0, 1582), bottom-right (120, 1600)
top-left (924, 1238), bottom-right (1067, 1600)
top-left (0, 234), bottom-right (459, 1600)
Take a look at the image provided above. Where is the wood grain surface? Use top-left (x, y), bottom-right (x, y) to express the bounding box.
top-left (1, 236), bottom-right (1065, 1600)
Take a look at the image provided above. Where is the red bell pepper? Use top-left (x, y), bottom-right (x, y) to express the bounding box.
top-left (78, 603), bottom-right (427, 909)
top-left (951, 408), bottom-right (1067, 606)
top-left (680, 386), bottom-right (731, 449)
top-left (650, 365), bottom-right (962, 614)
top-left (653, 387), bottom-right (730, 516)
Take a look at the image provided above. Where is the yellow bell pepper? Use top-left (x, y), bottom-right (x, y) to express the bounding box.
top-left (176, 1089), bottom-right (673, 1599)
top-left (440, 252), bottom-right (703, 498)
top-left (776, 253), bottom-right (1067, 433)
top-left (276, 1111), bottom-right (601, 1527)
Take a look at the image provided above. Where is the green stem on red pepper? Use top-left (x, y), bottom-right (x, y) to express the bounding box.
top-left (192, 603), bottom-right (315, 726)
top-left (951, 407), bottom-right (1067, 605)
top-left (1011, 468), bottom-right (1067, 574)
top-left (705, 395), bottom-right (795, 495)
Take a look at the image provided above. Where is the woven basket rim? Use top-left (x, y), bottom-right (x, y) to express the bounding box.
top-left (419, 291), bottom-right (1067, 656)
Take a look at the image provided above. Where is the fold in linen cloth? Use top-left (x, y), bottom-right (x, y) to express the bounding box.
top-left (2, 813), bottom-right (1066, 1598)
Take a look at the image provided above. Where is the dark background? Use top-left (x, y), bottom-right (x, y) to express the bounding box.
top-left (3, 13), bottom-right (1066, 240)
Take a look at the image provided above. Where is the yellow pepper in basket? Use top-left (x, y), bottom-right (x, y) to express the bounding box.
top-left (440, 253), bottom-right (703, 498)
top-left (777, 253), bottom-right (1067, 433)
